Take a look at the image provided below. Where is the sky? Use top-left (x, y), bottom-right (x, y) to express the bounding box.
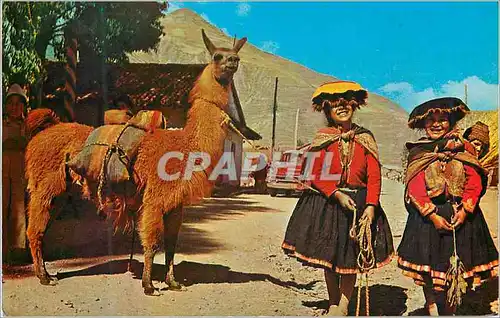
top-left (167, 1), bottom-right (498, 111)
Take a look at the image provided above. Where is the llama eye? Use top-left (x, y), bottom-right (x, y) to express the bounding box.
top-left (213, 53), bottom-right (223, 61)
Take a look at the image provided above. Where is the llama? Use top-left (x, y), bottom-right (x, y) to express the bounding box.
top-left (25, 29), bottom-right (247, 295)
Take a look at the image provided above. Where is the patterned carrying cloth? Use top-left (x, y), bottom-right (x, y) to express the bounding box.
top-left (67, 110), bottom-right (167, 208)
top-left (68, 125), bottom-right (145, 184)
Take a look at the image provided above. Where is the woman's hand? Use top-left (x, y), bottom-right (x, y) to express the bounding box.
top-left (429, 213), bottom-right (452, 231)
top-left (451, 205), bottom-right (467, 228)
top-left (362, 205), bottom-right (376, 223)
top-left (333, 191), bottom-right (356, 212)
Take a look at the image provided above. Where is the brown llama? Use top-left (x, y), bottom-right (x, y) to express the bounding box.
top-left (25, 29), bottom-right (247, 295)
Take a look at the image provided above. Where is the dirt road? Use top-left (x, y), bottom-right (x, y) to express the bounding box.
top-left (2, 179), bottom-right (498, 316)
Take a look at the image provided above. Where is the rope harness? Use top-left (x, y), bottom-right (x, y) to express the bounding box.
top-left (81, 123), bottom-right (134, 212)
top-left (220, 111), bottom-right (260, 151)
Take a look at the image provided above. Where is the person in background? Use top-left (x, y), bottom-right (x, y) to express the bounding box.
top-left (251, 158), bottom-right (269, 194)
top-left (2, 83), bottom-right (30, 264)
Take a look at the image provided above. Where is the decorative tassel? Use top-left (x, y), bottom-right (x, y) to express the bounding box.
top-left (446, 206), bottom-right (468, 307)
top-left (446, 253), bottom-right (467, 307)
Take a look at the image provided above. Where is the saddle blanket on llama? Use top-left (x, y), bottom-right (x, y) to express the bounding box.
top-left (67, 110), bottom-right (167, 186)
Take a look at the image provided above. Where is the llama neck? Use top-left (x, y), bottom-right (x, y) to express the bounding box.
top-left (184, 64), bottom-right (231, 161)
top-left (188, 64), bottom-right (232, 107)
top-left (184, 102), bottom-right (228, 159)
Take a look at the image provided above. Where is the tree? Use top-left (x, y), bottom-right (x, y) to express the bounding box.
top-left (69, 2), bottom-right (166, 64)
top-left (3, 2), bottom-right (78, 108)
top-left (2, 2), bottom-right (167, 106)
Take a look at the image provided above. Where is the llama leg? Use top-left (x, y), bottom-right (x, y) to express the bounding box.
top-left (26, 195), bottom-right (56, 285)
top-left (139, 204), bottom-right (163, 295)
top-left (142, 246), bottom-right (158, 295)
top-left (127, 216), bottom-right (136, 273)
top-left (163, 205), bottom-right (183, 290)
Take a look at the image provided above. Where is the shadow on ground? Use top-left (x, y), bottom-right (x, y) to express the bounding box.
top-left (407, 277), bottom-right (498, 316)
top-left (302, 284), bottom-right (408, 316)
top-left (3, 196), bottom-right (284, 279)
top-left (455, 276), bottom-right (498, 315)
top-left (55, 259), bottom-right (320, 292)
top-left (35, 196), bottom-right (281, 262)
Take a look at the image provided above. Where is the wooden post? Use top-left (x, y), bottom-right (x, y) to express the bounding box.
top-left (464, 84), bottom-right (468, 104)
top-left (294, 108), bottom-right (300, 149)
top-left (64, 26), bottom-right (77, 122)
top-left (98, 4), bottom-right (107, 126)
top-left (271, 77), bottom-right (278, 155)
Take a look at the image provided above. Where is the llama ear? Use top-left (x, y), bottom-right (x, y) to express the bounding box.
top-left (233, 36), bottom-right (247, 53)
top-left (201, 29), bottom-right (216, 55)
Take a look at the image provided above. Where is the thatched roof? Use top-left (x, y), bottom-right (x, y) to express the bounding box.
top-left (42, 62), bottom-right (261, 140)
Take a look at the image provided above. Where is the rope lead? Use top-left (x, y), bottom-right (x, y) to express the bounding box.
top-left (354, 213), bottom-right (375, 316)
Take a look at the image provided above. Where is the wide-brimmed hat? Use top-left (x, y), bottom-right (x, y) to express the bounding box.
top-left (311, 81), bottom-right (368, 112)
top-left (6, 84), bottom-right (28, 105)
top-left (408, 97), bottom-right (469, 129)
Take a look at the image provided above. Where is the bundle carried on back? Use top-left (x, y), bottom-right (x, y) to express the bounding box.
top-left (104, 109), bottom-right (134, 125)
top-left (67, 110), bottom-right (168, 208)
top-left (128, 109), bottom-right (167, 133)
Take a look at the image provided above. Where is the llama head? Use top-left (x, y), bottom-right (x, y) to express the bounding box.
top-left (202, 29), bottom-right (247, 84)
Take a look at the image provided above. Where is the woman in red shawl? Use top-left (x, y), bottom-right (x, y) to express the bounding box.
top-left (282, 81), bottom-right (394, 316)
top-left (397, 97), bottom-right (498, 315)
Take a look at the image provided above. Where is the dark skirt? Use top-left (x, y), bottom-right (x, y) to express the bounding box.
top-left (282, 188), bottom-right (395, 274)
top-left (397, 197), bottom-right (498, 291)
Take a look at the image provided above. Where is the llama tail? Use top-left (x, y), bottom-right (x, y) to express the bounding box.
top-left (25, 108), bottom-right (61, 138)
